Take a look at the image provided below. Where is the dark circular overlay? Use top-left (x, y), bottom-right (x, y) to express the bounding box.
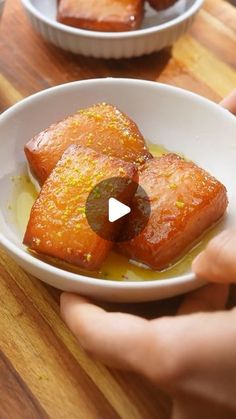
top-left (85, 177), bottom-right (150, 242)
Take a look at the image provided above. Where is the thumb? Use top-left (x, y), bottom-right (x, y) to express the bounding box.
top-left (192, 229), bottom-right (236, 283)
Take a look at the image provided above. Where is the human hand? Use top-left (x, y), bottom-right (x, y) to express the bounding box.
top-left (61, 284), bottom-right (236, 419)
top-left (60, 90), bottom-right (236, 419)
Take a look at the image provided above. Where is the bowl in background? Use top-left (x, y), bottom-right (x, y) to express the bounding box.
top-left (21, 0), bottom-right (204, 59)
top-left (0, 78), bottom-right (235, 302)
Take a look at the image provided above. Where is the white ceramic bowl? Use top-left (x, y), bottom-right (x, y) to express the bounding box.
top-left (21, 0), bottom-right (204, 59)
top-left (0, 78), bottom-right (236, 302)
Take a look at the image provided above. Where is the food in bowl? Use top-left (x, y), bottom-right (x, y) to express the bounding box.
top-left (57, 0), bottom-right (144, 32)
top-left (24, 144), bottom-right (138, 270)
top-left (118, 154), bottom-right (228, 269)
top-left (57, 0), bottom-right (178, 32)
top-left (23, 103), bottom-right (228, 276)
top-left (147, 0), bottom-right (178, 11)
top-left (25, 103), bottom-right (151, 186)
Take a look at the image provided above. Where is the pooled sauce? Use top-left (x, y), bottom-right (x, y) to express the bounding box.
top-left (13, 144), bottom-right (223, 281)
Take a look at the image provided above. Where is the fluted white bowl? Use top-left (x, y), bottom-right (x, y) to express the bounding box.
top-left (21, 0), bottom-right (203, 59)
top-left (0, 78), bottom-right (236, 302)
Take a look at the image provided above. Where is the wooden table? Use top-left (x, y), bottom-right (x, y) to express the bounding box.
top-left (0, 0), bottom-right (235, 418)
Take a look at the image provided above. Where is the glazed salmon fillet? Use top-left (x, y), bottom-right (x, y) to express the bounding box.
top-left (147, 0), bottom-right (178, 11)
top-left (25, 103), bottom-right (150, 186)
top-left (24, 145), bottom-right (138, 271)
top-left (118, 154), bottom-right (228, 270)
top-left (57, 0), bottom-right (144, 32)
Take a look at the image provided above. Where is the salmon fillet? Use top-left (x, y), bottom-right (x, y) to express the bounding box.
top-left (147, 0), bottom-right (178, 11)
top-left (25, 103), bottom-right (150, 186)
top-left (57, 0), bottom-right (144, 32)
top-left (118, 154), bottom-right (228, 270)
top-left (24, 145), bottom-right (138, 271)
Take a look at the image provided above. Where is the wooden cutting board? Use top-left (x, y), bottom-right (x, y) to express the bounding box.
top-left (0, 0), bottom-right (235, 418)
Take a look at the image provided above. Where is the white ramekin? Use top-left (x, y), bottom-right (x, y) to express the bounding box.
top-left (21, 0), bottom-right (204, 59)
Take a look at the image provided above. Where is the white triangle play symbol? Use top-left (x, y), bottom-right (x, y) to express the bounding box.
top-left (108, 198), bottom-right (131, 223)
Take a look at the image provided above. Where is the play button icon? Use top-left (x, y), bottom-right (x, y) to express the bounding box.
top-left (108, 198), bottom-right (131, 223)
top-left (85, 176), bottom-right (150, 242)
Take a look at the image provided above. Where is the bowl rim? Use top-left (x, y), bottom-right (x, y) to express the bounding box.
top-left (21, 0), bottom-right (204, 39)
top-left (0, 77), bottom-right (235, 290)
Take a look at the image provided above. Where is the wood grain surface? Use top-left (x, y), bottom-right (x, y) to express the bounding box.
top-left (0, 0), bottom-right (235, 418)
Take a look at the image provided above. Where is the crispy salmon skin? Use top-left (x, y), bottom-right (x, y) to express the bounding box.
top-left (118, 154), bottom-right (228, 270)
top-left (25, 103), bottom-right (150, 186)
top-left (57, 0), bottom-right (144, 32)
top-left (24, 145), bottom-right (138, 271)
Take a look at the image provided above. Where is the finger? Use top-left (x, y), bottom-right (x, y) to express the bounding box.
top-left (60, 293), bottom-right (151, 371)
top-left (178, 283), bottom-right (229, 315)
top-left (192, 229), bottom-right (236, 283)
top-left (220, 89), bottom-right (236, 115)
top-left (60, 293), bottom-right (236, 396)
top-left (60, 293), bottom-right (191, 385)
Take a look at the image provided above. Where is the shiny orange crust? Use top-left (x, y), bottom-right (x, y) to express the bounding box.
top-left (118, 154), bottom-right (228, 270)
top-left (57, 0), bottom-right (144, 32)
top-left (147, 0), bottom-right (178, 11)
top-left (25, 103), bottom-right (151, 186)
top-left (24, 145), bottom-right (138, 271)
